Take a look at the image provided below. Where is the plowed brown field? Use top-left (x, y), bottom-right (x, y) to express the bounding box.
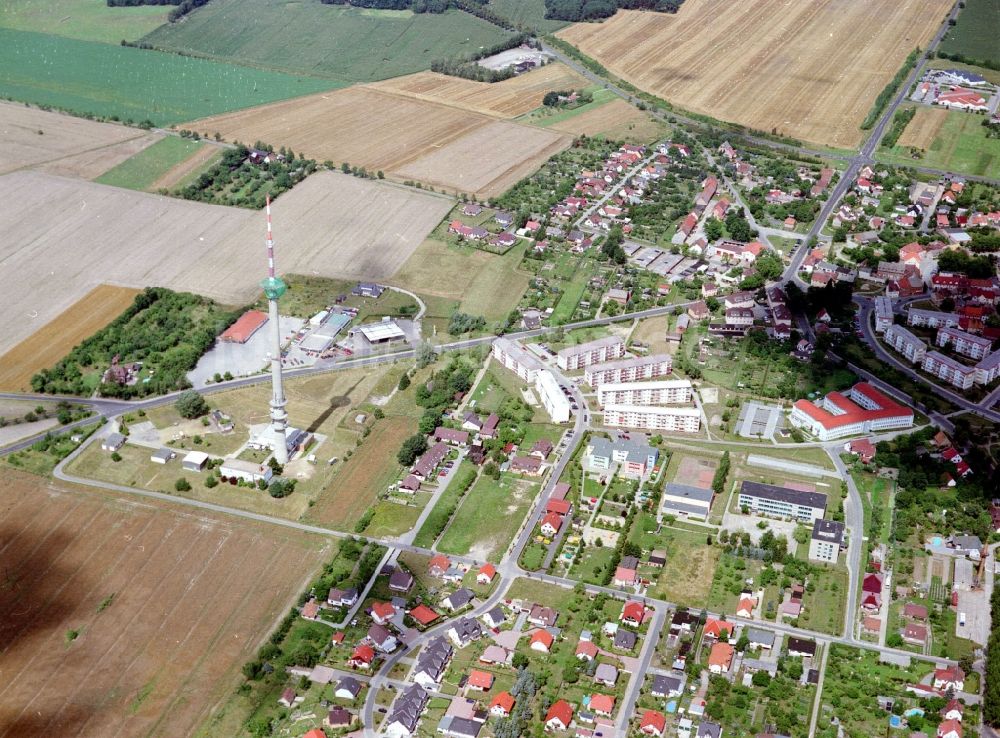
top-left (366, 62), bottom-right (588, 117)
top-left (0, 284), bottom-right (139, 392)
top-left (557, 0), bottom-right (951, 148)
top-left (187, 87), bottom-right (571, 197)
top-left (0, 472), bottom-right (326, 738)
top-left (898, 107), bottom-right (948, 149)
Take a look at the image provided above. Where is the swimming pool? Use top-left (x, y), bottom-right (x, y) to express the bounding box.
top-left (889, 715), bottom-right (903, 729)
top-left (666, 700), bottom-right (677, 714)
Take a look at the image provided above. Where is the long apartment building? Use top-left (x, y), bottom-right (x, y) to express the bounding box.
top-left (884, 324), bottom-right (927, 364)
top-left (907, 308), bottom-right (960, 330)
top-left (790, 382), bottom-right (913, 441)
top-left (874, 295), bottom-right (894, 333)
top-left (922, 351), bottom-right (977, 390)
top-left (936, 326), bottom-right (993, 360)
top-left (556, 335), bottom-right (625, 371)
top-left (492, 337), bottom-right (542, 382)
top-left (737, 481), bottom-right (827, 524)
top-left (597, 379), bottom-right (693, 407)
top-left (603, 404), bottom-right (701, 432)
top-left (584, 354), bottom-right (672, 387)
top-left (535, 369), bottom-right (571, 423)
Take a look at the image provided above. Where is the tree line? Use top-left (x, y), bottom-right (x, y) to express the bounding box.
top-left (543, 0), bottom-right (685, 22)
top-left (107, 0), bottom-right (210, 22)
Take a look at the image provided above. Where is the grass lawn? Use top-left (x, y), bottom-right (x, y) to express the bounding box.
top-left (437, 473), bottom-right (538, 561)
top-left (95, 136), bottom-right (205, 190)
top-left (880, 108), bottom-right (1000, 178)
top-left (528, 88), bottom-right (618, 127)
top-left (411, 462), bottom-right (478, 548)
top-left (263, 274), bottom-right (421, 323)
top-left (457, 243), bottom-right (533, 323)
top-left (940, 0), bottom-right (1000, 66)
top-left (143, 0), bottom-right (513, 83)
top-left (363, 494), bottom-right (428, 538)
top-left (549, 262), bottom-right (593, 324)
top-left (2, 421), bottom-right (100, 476)
top-left (796, 565), bottom-right (849, 636)
top-left (0, 28), bottom-right (338, 126)
top-left (0, 0), bottom-right (169, 44)
top-left (505, 577), bottom-right (575, 610)
top-left (653, 527), bottom-right (721, 608)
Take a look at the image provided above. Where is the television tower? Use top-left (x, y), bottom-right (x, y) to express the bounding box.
top-left (261, 196), bottom-right (289, 464)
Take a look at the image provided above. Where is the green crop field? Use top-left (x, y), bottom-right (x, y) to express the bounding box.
top-left (0, 28), bottom-right (339, 125)
top-left (880, 109), bottom-right (1000, 179)
top-left (95, 136), bottom-right (204, 190)
top-left (486, 0), bottom-right (569, 33)
top-left (940, 0), bottom-right (1000, 66)
top-left (143, 0), bottom-right (513, 83)
top-left (0, 0), bottom-right (169, 44)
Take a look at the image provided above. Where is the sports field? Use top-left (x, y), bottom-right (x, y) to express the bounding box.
top-left (0, 28), bottom-right (339, 126)
top-left (0, 471), bottom-right (326, 738)
top-left (367, 63), bottom-right (588, 118)
top-left (0, 170), bottom-right (450, 355)
top-left (189, 87), bottom-right (571, 197)
top-left (0, 285), bottom-right (139, 392)
top-left (0, 0), bottom-right (168, 44)
top-left (557, 0), bottom-right (952, 147)
top-left (882, 108), bottom-right (1000, 178)
top-left (143, 0), bottom-right (512, 83)
top-left (940, 0), bottom-right (1000, 67)
top-left (94, 136), bottom-right (205, 191)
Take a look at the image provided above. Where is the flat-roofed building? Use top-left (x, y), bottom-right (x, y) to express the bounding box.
top-left (884, 324), bottom-right (927, 364)
top-left (597, 379), bottom-right (693, 407)
top-left (662, 483), bottom-right (714, 520)
top-left (936, 326), bottom-right (993, 360)
top-left (585, 435), bottom-right (658, 479)
top-left (585, 354), bottom-right (672, 387)
top-left (535, 369), bottom-right (571, 423)
top-left (922, 350), bottom-right (977, 389)
top-left (491, 337), bottom-right (542, 383)
top-left (808, 519), bottom-right (845, 563)
top-left (790, 383), bottom-right (913, 441)
top-left (557, 336), bottom-right (625, 371)
top-left (725, 308), bottom-right (754, 327)
top-left (737, 481), bottom-right (827, 523)
top-left (975, 351), bottom-right (1000, 385)
top-left (874, 296), bottom-right (893, 333)
top-left (907, 308), bottom-right (960, 329)
top-left (351, 318), bottom-right (406, 344)
top-left (603, 404), bottom-right (700, 432)
top-left (221, 458), bottom-right (274, 485)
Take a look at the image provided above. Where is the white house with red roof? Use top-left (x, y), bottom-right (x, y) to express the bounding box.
top-left (936, 87), bottom-right (988, 112)
top-left (790, 383), bottom-right (913, 441)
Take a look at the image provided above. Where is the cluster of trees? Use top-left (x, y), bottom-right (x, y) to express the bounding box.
top-left (937, 248), bottom-right (995, 277)
top-left (106, 0), bottom-right (211, 21)
top-left (31, 288), bottom-right (238, 398)
top-left (936, 49), bottom-right (1000, 73)
top-left (711, 451), bottom-right (730, 495)
top-left (430, 34), bottom-right (536, 82)
top-left (968, 229), bottom-right (1000, 253)
top-left (493, 668), bottom-right (538, 738)
top-left (543, 0), bottom-right (686, 22)
top-left (985, 584), bottom-right (1000, 725)
top-left (600, 225), bottom-right (627, 264)
top-left (320, 0), bottom-right (446, 11)
top-left (175, 390), bottom-right (210, 419)
top-left (398, 359), bottom-right (477, 466)
top-left (882, 107), bottom-right (916, 149)
top-left (739, 251), bottom-right (783, 290)
top-left (448, 312), bottom-right (486, 335)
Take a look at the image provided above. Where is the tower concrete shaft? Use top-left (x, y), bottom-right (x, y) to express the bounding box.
top-left (261, 196), bottom-right (289, 464)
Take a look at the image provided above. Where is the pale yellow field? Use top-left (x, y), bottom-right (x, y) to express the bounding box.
top-left (1, 101), bottom-right (162, 178)
top-left (366, 62), bottom-right (588, 117)
top-left (187, 87), bottom-right (571, 197)
top-left (549, 98), bottom-right (666, 141)
top-left (898, 106), bottom-right (948, 149)
top-left (557, 0), bottom-right (952, 148)
top-left (0, 170), bottom-right (452, 355)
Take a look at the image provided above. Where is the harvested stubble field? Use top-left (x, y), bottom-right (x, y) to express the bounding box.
top-left (898, 106), bottom-right (949, 149)
top-left (547, 98), bottom-right (666, 141)
top-left (366, 63), bottom-right (588, 118)
top-left (0, 284), bottom-right (139, 392)
top-left (0, 101), bottom-right (162, 178)
top-left (0, 170), bottom-right (450, 355)
top-left (0, 471), bottom-right (326, 737)
top-left (188, 87), bottom-right (571, 197)
top-left (557, 0), bottom-right (952, 148)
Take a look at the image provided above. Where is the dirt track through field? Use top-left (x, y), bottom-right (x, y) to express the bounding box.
top-left (0, 170), bottom-right (451, 355)
top-left (898, 107), bottom-right (948, 149)
top-left (0, 284), bottom-right (139, 392)
top-left (557, 0), bottom-right (951, 148)
top-left (0, 472), bottom-right (326, 738)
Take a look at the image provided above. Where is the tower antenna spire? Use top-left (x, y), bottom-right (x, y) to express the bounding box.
top-left (266, 194), bottom-right (276, 278)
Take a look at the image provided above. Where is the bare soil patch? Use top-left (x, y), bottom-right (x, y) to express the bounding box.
top-left (0, 170), bottom-right (449, 355)
top-left (0, 471), bottom-right (326, 738)
top-left (0, 284), bottom-right (139, 392)
top-left (898, 106), bottom-right (948, 149)
top-left (0, 101), bottom-right (160, 177)
top-left (557, 0), bottom-right (951, 148)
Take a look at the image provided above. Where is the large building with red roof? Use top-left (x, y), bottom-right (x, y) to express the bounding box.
top-left (220, 310), bottom-right (268, 343)
top-left (790, 383), bottom-right (913, 441)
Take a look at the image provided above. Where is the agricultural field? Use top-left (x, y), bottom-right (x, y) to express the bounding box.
top-left (0, 170), bottom-right (449, 355)
top-left (436, 473), bottom-right (539, 560)
top-left (188, 87), bottom-right (571, 198)
top-left (0, 284), bottom-right (139, 392)
top-left (143, 0), bottom-right (513, 83)
top-left (486, 0), bottom-right (569, 33)
top-left (556, 0), bottom-right (952, 147)
top-left (0, 101), bottom-right (163, 178)
top-left (0, 29), bottom-right (338, 126)
top-left (0, 471), bottom-right (327, 738)
top-left (881, 108), bottom-right (1000, 179)
top-left (95, 136), bottom-right (207, 191)
top-left (0, 0), bottom-right (169, 44)
top-left (544, 97), bottom-right (669, 142)
top-left (939, 0), bottom-right (1000, 67)
top-left (367, 63), bottom-right (588, 118)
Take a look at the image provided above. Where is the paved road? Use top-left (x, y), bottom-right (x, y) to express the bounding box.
top-left (829, 448), bottom-right (865, 639)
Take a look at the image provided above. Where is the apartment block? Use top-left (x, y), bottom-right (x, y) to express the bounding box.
top-left (556, 336), bottom-right (625, 371)
top-left (936, 326), bottom-right (993, 360)
top-left (492, 337), bottom-right (542, 383)
top-left (603, 404), bottom-right (701, 432)
top-left (883, 324), bottom-right (927, 364)
top-left (921, 351), bottom-right (977, 390)
top-left (584, 354), bottom-right (672, 387)
top-left (907, 308), bottom-right (960, 330)
top-left (874, 295), bottom-right (893, 333)
top-left (597, 379), bottom-right (693, 407)
top-left (535, 369), bottom-right (571, 423)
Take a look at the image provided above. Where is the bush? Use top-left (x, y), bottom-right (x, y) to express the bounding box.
top-left (205, 475), bottom-right (218, 488)
top-left (175, 390), bottom-right (209, 419)
top-left (110, 452), bottom-right (122, 462)
top-left (175, 477), bottom-right (191, 492)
